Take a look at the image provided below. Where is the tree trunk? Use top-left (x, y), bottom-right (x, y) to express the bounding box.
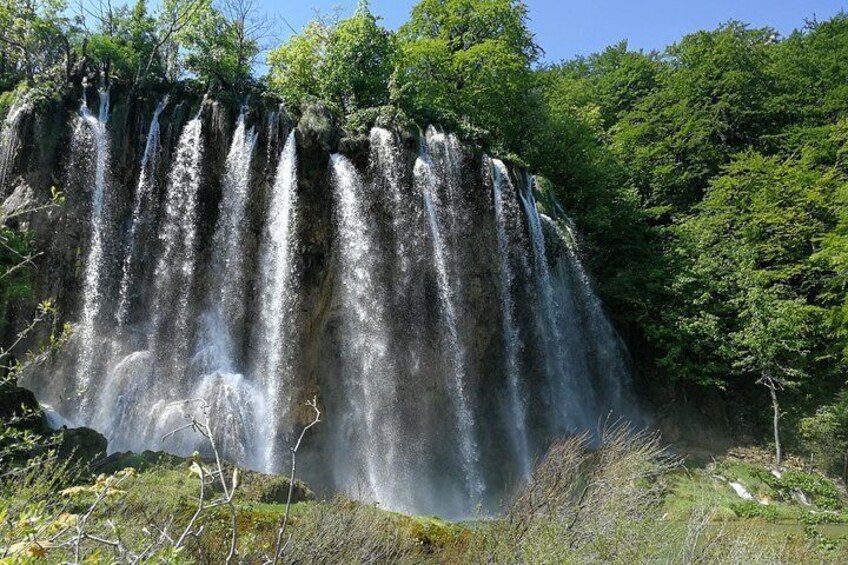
top-left (758, 373), bottom-right (783, 467)
top-left (768, 380), bottom-right (781, 466)
top-left (842, 444), bottom-right (847, 485)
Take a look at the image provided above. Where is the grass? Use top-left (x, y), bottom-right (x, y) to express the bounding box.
top-left (664, 457), bottom-right (848, 528)
top-left (6, 436), bottom-right (848, 563)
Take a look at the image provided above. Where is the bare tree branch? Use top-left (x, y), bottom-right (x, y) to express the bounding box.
top-left (270, 396), bottom-right (321, 564)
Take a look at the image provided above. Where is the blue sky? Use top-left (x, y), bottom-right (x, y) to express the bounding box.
top-left (262, 0), bottom-right (846, 63)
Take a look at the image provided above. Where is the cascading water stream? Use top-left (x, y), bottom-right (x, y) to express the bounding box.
top-left (331, 153), bottom-right (411, 511)
top-left (266, 109), bottom-right (279, 163)
top-left (116, 99), bottom-right (167, 329)
top-left (424, 128), bottom-right (464, 247)
top-left (416, 142), bottom-right (484, 506)
top-left (177, 111), bottom-right (265, 468)
top-left (199, 111), bottom-right (258, 369)
top-left (0, 97), bottom-right (30, 195)
top-left (75, 88), bottom-right (112, 415)
top-left (490, 158), bottom-right (531, 478)
top-left (519, 176), bottom-right (593, 430)
top-left (150, 115), bottom-right (204, 371)
top-left (545, 215), bottom-right (633, 415)
top-left (369, 128), bottom-right (412, 280)
top-left (254, 130), bottom-right (298, 471)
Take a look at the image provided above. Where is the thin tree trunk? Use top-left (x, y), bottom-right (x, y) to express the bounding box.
top-left (842, 444), bottom-right (847, 485)
top-left (758, 373), bottom-right (783, 467)
top-left (768, 381), bottom-right (781, 466)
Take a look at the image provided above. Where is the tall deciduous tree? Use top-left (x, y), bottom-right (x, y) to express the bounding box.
top-left (177, 0), bottom-right (267, 90)
top-left (396, 0), bottom-right (539, 149)
top-left (323, 2), bottom-right (396, 113)
top-left (612, 22), bottom-right (778, 217)
top-left (0, 0), bottom-right (74, 88)
top-left (268, 2), bottom-right (395, 113)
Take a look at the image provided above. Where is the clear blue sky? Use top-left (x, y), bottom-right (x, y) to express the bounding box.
top-left (263, 0), bottom-right (846, 63)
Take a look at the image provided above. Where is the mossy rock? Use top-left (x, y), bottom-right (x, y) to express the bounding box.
top-left (0, 384), bottom-right (47, 433)
top-left (96, 450), bottom-right (184, 474)
top-left (399, 515), bottom-right (466, 550)
top-left (57, 426), bottom-right (107, 465)
top-left (238, 470), bottom-right (315, 504)
top-left (297, 103), bottom-right (341, 154)
top-left (345, 105), bottom-right (417, 137)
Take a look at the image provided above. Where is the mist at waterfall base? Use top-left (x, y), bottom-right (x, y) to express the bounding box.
top-left (18, 93), bottom-right (638, 519)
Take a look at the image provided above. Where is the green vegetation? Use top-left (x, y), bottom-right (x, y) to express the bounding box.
top-left (560, 17), bottom-right (848, 464)
top-left (6, 423), bottom-right (848, 563)
top-left (4, 0), bottom-right (848, 560)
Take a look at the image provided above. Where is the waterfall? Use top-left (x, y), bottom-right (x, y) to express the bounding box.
top-left (150, 115), bottom-right (204, 372)
top-left (520, 176), bottom-right (594, 431)
top-left (331, 153), bottom-right (410, 511)
top-left (254, 130), bottom-right (298, 471)
top-left (369, 128), bottom-right (412, 280)
top-left (199, 111), bottom-right (258, 369)
top-left (416, 141), bottom-right (484, 505)
top-left (490, 158), bottom-right (531, 478)
top-left (0, 96), bottom-right (30, 195)
top-left (424, 128), bottom-right (464, 249)
top-left (75, 89), bottom-right (112, 414)
top-left (16, 94), bottom-right (642, 518)
top-left (266, 109), bottom-right (279, 163)
top-left (116, 99), bottom-right (167, 329)
top-left (546, 215), bottom-right (634, 416)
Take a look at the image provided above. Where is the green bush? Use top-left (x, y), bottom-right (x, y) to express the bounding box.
top-left (778, 471), bottom-right (844, 511)
top-left (729, 500), bottom-right (781, 521)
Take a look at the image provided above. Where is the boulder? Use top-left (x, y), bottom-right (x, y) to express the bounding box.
top-left (96, 449), bottom-right (184, 474)
top-left (0, 384), bottom-right (47, 433)
top-left (238, 469), bottom-right (315, 504)
top-left (57, 426), bottom-right (107, 465)
top-left (298, 103), bottom-right (340, 154)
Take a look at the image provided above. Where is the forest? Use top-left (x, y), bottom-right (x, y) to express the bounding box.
top-left (2, 0), bottom-right (848, 562)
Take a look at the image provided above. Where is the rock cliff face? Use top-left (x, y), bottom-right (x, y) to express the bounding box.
top-left (1, 87), bottom-right (638, 517)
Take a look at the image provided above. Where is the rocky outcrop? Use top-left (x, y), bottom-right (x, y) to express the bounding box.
top-left (1, 382), bottom-right (107, 469)
top-left (57, 426), bottom-right (107, 464)
top-left (0, 384), bottom-right (47, 433)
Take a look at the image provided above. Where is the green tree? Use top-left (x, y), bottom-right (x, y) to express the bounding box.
top-left (0, 0), bottom-right (74, 88)
top-left (769, 14), bottom-right (848, 138)
top-left (403, 0), bottom-right (538, 60)
top-left (86, 0), bottom-right (160, 86)
top-left (323, 2), bottom-right (396, 113)
top-left (177, 0), bottom-right (261, 89)
top-left (612, 22), bottom-right (778, 217)
top-left (267, 21), bottom-right (330, 106)
top-left (663, 151), bottom-right (840, 453)
top-left (800, 393), bottom-right (848, 480)
top-left (396, 0), bottom-right (539, 149)
top-left (544, 42), bottom-right (660, 134)
top-left (268, 3), bottom-right (395, 114)
top-left (735, 286), bottom-right (824, 465)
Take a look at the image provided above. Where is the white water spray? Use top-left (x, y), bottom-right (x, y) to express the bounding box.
top-left (490, 158), bottom-right (531, 478)
top-left (331, 153), bottom-right (412, 511)
top-left (254, 131), bottom-right (298, 470)
top-left (116, 99), bottom-right (167, 328)
top-left (201, 111), bottom-right (258, 366)
top-left (75, 88), bottom-right (112, 414)
top-left (150, 115), bottom-right (204, 369)
top-left (0, 97), bottom-right (30, 194)
top-left (417, 143), bottom-right (484, 505)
